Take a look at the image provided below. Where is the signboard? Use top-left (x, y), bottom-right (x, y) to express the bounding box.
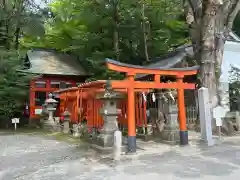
top-left (35, 109), bottom-right (42, 115)
top-left (213, 106), bottom-right (227, 127)
top-left (11, 118), bottom-right (19, 124)
top-left (11, 118), bottom-right (20, 131)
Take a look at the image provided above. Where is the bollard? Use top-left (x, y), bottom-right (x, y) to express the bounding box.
top-left (114, 130), bottom-right (122, 161)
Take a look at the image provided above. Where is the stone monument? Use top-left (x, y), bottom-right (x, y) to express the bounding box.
top-left (198, 87), bottom-right (214, 146)
top-left (91, 80), bottom-right (123, 153)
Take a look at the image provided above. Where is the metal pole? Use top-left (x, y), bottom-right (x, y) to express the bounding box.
top-left (218, 126), bottom-right (221, 140)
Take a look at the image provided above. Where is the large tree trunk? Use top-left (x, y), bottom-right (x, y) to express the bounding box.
top-left (185, 0), bottom-right (240, 107)
top-left (200, 3), bottom-right (219, 108)
top-left (185, 0), bottom-right (240, 133)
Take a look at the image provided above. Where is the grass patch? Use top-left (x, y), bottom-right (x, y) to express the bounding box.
top-left (1, 127), bottom-right (85, 145)
top-left (46, 132), bottom-right (82, 145)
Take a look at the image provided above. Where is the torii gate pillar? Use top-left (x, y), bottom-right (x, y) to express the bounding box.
top-left (127, 74), bottom-right (136, 152)
top-left (177, 76), bottom-right (188, 145)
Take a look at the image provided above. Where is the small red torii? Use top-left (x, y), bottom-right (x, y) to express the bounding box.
top-left (105, 58), bottom-right (199, 152)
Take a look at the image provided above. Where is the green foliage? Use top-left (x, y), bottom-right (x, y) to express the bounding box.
top-left (229, 65), bottom-right (240, 111)
top-left (233, 12), bottom-right (240, 37)
top-left (0, 0), bottom-right (46, 49)
top-left (0, 0), bottom-right (44, 122)
top-left (0, 50), bottom-right (32, 120)
top-left (21, 0), bottom-right (188, 79)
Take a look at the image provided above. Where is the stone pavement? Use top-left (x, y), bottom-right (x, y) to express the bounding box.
top-left (0, 133), bottom-right (240, 180)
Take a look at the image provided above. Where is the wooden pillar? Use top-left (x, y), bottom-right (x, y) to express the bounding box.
top-left (29, 80), bottom-right (35, 121)
top-left (127, 74), bottom-right (136, 152)
top-left (177, 76), bottom-right (188, 145)
top-left (76, 90), bottom-right (80, 123)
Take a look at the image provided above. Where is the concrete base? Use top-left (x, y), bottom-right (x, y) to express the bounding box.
top-left (94, 133), bottom-right (115, 149)
top-left (180, 130), bottom-right (188, 145)
top-left (127, 136), bottom-right (136, 153)
top-left (43, 121), bottom-right (56, 132)
top-left (160, 128), bottom-right (180, 145)
top-left (89, 135), bottom-right (127, 154)
top-left (90, 143), bottom-right (127, 154)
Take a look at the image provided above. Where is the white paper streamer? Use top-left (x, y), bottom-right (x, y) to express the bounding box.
top-left (152, 93), bottom-right (156, 102)
top-left (142, 92), bottom-right (147, 102)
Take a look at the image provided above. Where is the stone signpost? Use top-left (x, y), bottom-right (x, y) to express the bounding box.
top-left (198, 87), bottom-right (214, 146)
top-left (114, 130), bottom-right (122, 160)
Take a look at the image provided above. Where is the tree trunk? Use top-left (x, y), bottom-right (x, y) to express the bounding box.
top-left (14, 26), bottom-right (20, 50)
top-left (141, 3), bottom-right (149, 62)
top-left (185, 0), bottom-right (240, 108)
top-left (14, 0), bottom-right (25, 50)
top-left (1, 0), bottom-right (10, 49)
top-left (112, 0), bottom-right (120, 61)
top-left (200, 3), bottom-right (219, 108)
top-left (185, 0), bottom-right (240, 133)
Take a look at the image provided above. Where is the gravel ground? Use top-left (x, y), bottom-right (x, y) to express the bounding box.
top-left (0, 133), bottom-right (240, 180)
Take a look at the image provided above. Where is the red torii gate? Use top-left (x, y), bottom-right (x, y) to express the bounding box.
top-left (105, 59), bottom-right (199, 152)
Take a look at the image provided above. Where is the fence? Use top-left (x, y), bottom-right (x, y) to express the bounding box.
top-left (146, 90), bottom-right (198, 130)
top-left (186, 106), bottom-right (198, 129)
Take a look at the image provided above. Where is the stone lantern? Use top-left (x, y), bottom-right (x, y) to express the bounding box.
top-left (44, 93), bottom-right (58, 128)
top-left (62, 109), bottom-right (71, 134)
top-left (160, 90), bottom-right (180, 144)
top-left (93, 80), bottom-right (123, 153)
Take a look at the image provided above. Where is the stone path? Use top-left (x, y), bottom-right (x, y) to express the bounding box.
top-left (0, 133), bottom-right (240, 180)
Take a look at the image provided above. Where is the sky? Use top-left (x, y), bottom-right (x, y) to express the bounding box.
top-left (34, 0), bottom-right (51, 8)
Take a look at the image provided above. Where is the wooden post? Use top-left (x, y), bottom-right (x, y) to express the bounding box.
top-left (177, 76), bottom-right (188, 145)
top-left (76, 90), bottom-right (80, 123)
top-left (127, 74), bottom-right (136, 152)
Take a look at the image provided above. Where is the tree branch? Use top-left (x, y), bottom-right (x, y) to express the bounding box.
top-left (209, 0), bottom-right (223, 5)
top-left (184, 0), bottom-right (203, 23)
top-left (226, 0), bottom-right (240, 29)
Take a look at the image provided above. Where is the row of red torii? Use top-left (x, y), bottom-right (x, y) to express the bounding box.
top-left (56, 59), bottom-right (199, 152)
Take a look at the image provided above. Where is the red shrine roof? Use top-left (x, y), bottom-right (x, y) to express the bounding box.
top-left (20, 48), bottom-right (88, 76)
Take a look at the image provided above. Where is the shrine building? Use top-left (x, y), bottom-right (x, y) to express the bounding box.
top-left (20, 48), bottom-right (89, 122)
